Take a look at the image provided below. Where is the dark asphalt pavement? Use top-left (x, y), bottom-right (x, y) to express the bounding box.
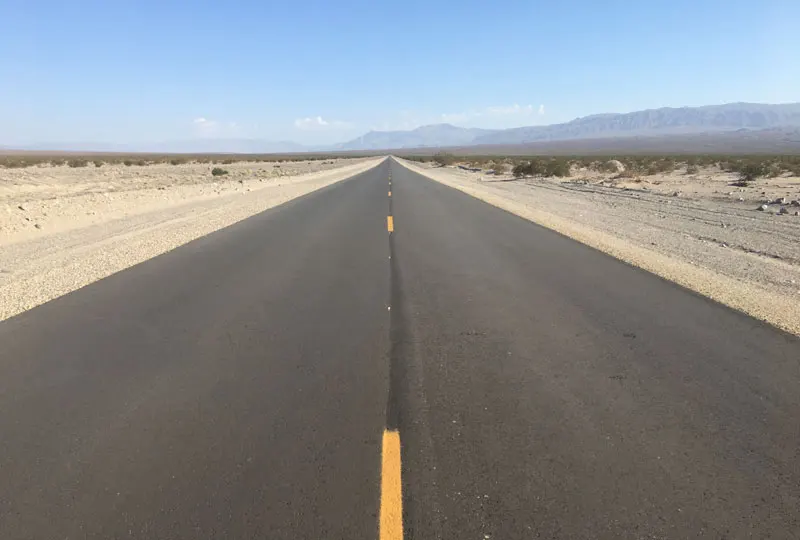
top-left (0, 157), bottom-right (799, 539)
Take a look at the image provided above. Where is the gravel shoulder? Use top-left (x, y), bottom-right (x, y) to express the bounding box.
top-left (397, 158), bottom-right (800, 336)
top-left (0, 158), bottom-right (383, 320)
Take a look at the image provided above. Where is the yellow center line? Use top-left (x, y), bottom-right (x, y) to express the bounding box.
top-left (380, 430), bottom-right (403, 540)
top-left (387, 216), bottom-right (394, 232)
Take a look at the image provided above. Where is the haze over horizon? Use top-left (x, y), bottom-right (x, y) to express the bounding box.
top-left (2, 0), bottom-right (798, 147)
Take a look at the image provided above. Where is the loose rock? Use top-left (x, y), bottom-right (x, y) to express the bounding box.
top-left (791, 200), bottom-right (800, 207)
top-left (774, 197), bottom-right (788, 205)
top-left (758, 204), bottom-right (769, 211)
top-left (779, 207), bottom-right (789, 215)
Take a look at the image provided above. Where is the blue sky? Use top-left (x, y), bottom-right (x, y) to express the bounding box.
top-left (1, 0), bottom-right (798, 145)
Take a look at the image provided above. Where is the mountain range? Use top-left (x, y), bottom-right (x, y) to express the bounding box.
top-left (337, 124), bottom-right (497, 151)
top-left (337, 102), bottom-right (800, 150)
top-left (5, 102), bottom-right (800, 154)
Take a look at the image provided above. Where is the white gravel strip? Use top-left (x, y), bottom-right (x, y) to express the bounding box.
top-left (398, 158), bottom-right (800, 337)
top-left (0, 158), bottom-right (384, 321)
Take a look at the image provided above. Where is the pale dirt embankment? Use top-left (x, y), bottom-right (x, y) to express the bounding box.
top-left (0, 157), bottom-right (383, 320)
top-left (398, 158), bottom-right (800, 336)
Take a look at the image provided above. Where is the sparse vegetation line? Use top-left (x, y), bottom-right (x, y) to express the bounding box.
top-left (401, 153), bottom-right (800, 182)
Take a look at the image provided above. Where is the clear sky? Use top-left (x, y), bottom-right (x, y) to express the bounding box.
top-left (1, 0), bottom-right (798, 146)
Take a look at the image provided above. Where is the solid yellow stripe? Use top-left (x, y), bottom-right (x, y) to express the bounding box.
top-left (380, 430), bottom-right (403, 540)
top-left (387, 216), bottom-right (394, 232)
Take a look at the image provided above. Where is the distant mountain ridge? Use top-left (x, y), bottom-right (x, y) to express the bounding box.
top-left (337, 123), bottom-right (497, 151)
top-left (337, 102), bottom-right (800, 150)
top-left (6, 103), bottom-right (800, 154)
top-left (472, 102), bottom-right (800, 145)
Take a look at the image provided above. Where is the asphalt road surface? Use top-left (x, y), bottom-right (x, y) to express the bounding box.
top-left (0, 157), bottom-right (798, 539)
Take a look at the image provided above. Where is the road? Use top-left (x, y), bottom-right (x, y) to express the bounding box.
top-left (0, 157), bottom-right (798, 539)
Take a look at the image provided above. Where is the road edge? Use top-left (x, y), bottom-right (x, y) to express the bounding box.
top-left (0, 158), bottom-right (387, 322)
top-left (394, 157), bottom-right (800, 337)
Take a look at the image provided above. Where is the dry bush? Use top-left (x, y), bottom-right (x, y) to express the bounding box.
top-left (433, 152), bottom-right (456, 167)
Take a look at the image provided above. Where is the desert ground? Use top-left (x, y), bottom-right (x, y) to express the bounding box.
top-left (402, 158), bottom-right (800, 336)
top-left (0, 157), bottom-right (381, 320)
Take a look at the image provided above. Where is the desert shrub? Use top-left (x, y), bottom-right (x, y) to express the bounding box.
top-left (644, 164), bottom-right (660, 176)
top-left (766, 163), bottom-right (783, 178)
top-left (67, 159), bottom-right (89, 168)
top-left (211, 167), bottom-right (229, 176)
top-left (222, 159), bottom-right (235, 165)
top-left (136, 160), bottom-right (147, 166)
top-left (595, 160), bottom-right (620, 173)
top-left (2, 159), bottom-right (30, 168)
top-left (685, 164), bottom-right (699, 175)
top-left (432, 152), bottom-right (455, 167)
top-left (170, 158), bottom-right (186, 165)
top-left (544, 159), bottom-right (570, 177)
top-left (512, 159), bottom-right (545, 177)
top-left (512, 162), bottom-right (530, 178)
top-left (733, 163), bottom-right (766, 185)
top-left (93, 160), bottom-right (104, 167)
top-left (123, 160), bottom-right (134, 166)
top-left (653, 158), bottom-right (676, 174)
top-left (490, 162), bottom-right (507, 175)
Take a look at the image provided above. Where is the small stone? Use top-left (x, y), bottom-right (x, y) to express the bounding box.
top-left (738, 197), bottom-right (745, 202)
top-left (774, 197), bottom-right (788, 205)
top-left (17, 205), bottom-right (25, 211)
top-left (758, 204), bottom-right (769, 211)
top-left (672, 191), bottom-right (681, 197)
top-left (779, 207), bottom-right (789, 215)
top-left (791, 200), bottom-right (800, 207)
top-left (795, 211), bottom-right (800, 216)
top-left (34, 223), bottom-right (41, 229)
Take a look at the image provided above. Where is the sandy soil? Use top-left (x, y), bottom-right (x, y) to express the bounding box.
top-left (0, 157), bottom-right (383, 320)
top-left (575, 164), bottom-right (800, 208)
top-left (1, 158), bottom-right (370, 244)
top-left (399, 159), bottom-right (800, 336)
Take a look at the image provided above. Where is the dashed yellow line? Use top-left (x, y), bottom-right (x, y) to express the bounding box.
top-left (380, 430), bottom-right (403, 540)
top-left (387, 216), bottom-right (394, 232)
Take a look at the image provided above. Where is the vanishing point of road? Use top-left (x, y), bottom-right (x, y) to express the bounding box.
top-left (0, 158), bottom-right (798, 539)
